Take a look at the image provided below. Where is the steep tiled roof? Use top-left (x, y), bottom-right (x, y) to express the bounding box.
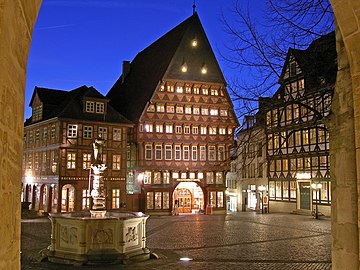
top-left (25, 85), bottom-right (132, 126)
top-left (107, 12), bottom-right (226, 122)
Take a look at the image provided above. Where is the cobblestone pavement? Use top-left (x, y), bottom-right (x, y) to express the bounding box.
top-left (21, 212), bottom-right (331, 270)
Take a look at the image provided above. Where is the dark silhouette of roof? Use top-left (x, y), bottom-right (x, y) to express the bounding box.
top-left (25, 85), bottom-right (132, 126)
top-left (280, 31), bottom-right (337, 90)
top-left (107, 12), bottom-right (226, 122)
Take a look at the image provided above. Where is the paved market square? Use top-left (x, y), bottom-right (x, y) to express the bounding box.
top-left (21, 212), bottom-right (331, 270)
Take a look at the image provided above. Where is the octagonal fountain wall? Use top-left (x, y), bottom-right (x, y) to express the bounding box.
top-left (45, 211), bottom-right (150, 265)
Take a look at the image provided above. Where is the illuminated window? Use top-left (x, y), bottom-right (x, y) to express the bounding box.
top-left (112, 154), bottom-right (121, 170)
top-left (82, 189), bottom-right (91, 210)
top-left (113, 128), bottom-right (122, 141)
top-left (67, 124), bottom-right (78, 138)
top-left (156, 124), bottom-right (163, 133)
top-left (200, 126), bottom-right (207, 135)
top-left (147, 104), bottom-right (155, 112)
top-left (112, 189), bottom-right (120, 208)
top-left (144, 171), bottom-right (152, 184)
top-left (144, 123), bottom-right (153, 132)
top-left (206, 172), bottom-right (214, 184)
top-left (193, 87), bottom-right (200, 94)
top-left (154, 192), bottom-right (162, 209)
top-left (210, 88), bottom-right (219, 96)
top-left (201, 107), bottom-right (209, 115)
top-left (193, 107), bottom-right (200, 114)
top-left (165, 124), bottom-right (173, 133)
top-left (167, 85), bottom-right (174, 92)
top-left (216, 172), bottom-right (223, 184)
top-left (210, 109), bottom-right (218, 116)
top-left (83, 126), bottom-right (93, 139)
top-left (220, 109), bottom-right (228, 116)
top-left (209, 126), bottom-right (217, 135)
top-left (217, 192), bottom-right (224, 207)
top-left (157, 104), bottom-right (165, 112)
top-left (219, 127), bottom-right (226, 135)
top-left (202, 87), bottom-right (208, 95)
top-left (147, 192), bottom-right (154, 209)
top-left (163, 172), bottom-right (170, 184)
top-left (67, 152), bottom-right (76, 169)
top-left (166, 105), bottom-right (175, 113)
top-left (185, 85), bottom-right (192, 93)
top-left (82, 153), bottom-right (91, 169)
top-left (154, 172), bottom-right (161, 184)
top-left (176, 106), bottom-right (184, 114)
top-left (172, 172), bottom-right (179, 179)
top-left (185, 106), bottom-right (192, 114)
top-left (191, 39), bottom-right (198, 47)
top-left (176, 86), bottom-right (183, 93)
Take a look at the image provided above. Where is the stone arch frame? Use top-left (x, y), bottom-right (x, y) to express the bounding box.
top-left (0, 1), bottom-right (359, 269)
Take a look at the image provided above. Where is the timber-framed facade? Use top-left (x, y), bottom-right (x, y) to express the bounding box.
top-left (264, 32), bottom-right (337, 215)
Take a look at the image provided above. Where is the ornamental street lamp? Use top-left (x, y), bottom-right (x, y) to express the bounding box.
top-left (311, 182), bottom-right (322, 219)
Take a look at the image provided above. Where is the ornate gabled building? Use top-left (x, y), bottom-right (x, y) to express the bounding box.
top-left (264, 32), bottom-right (337, 215)
top-left (107, 13), bottom-right (238, 215)
top-left (22, 85), bottom-right (133, 213)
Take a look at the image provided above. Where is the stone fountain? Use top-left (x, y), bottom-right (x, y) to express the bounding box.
top-left (42, 137), bottom-right (152, 265)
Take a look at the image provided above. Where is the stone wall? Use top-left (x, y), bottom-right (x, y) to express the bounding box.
top-left (0, 1), bottom-right (41, 269)
top-left (330, 0), bottom-right (360, 268)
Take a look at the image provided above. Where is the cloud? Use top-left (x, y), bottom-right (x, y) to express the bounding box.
top-left (37, 24), bottom-right (75, 30)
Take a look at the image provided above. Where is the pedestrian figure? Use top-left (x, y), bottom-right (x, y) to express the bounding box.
top-left (173, 200), bottom-right (179, 215)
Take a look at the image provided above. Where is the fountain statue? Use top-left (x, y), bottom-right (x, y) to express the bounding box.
top-left (41, 137), bottom-right (153, 265)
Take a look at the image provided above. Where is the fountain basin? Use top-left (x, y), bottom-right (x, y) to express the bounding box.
top-left (44, 211), bottom-right (150, 265)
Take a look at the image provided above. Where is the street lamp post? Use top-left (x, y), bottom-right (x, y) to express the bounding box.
top-left (258, 185), bottom-right (267, 214)
top-left (311, 182), bottom-right (322, 219)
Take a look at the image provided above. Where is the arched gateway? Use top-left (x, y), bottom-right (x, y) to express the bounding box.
top-left (1, 1), bottom-right (360, 269)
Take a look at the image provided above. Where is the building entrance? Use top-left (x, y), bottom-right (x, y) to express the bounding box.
top-left (173, 182), bottom-right (204, 214)
top-left (297, 181), bottom-right (311, 210)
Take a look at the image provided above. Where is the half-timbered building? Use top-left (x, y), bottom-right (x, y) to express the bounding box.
top-left (264, 32), bottom-right (337, 215)
top-left (107, 13), bottom-right (238, 215)
top-left (22, 85), bottom-right (133, 213)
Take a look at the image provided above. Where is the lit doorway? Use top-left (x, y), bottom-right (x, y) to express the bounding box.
top-left (173, 182), bottom-right (204, 214)
top-left (61, 184), bottom-right (75, 212)
top-left (297, 181), bottom-right (311, 211)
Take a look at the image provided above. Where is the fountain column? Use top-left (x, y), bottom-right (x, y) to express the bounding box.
top-left (90, 137), bottom-right (107, 218)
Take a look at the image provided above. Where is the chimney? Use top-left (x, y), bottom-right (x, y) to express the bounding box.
top-left (245, 115), bottom-right (255, 129)
top-left (122, 60), bottom-right (130, 83)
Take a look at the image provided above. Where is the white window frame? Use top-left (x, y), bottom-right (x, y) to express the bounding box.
top-left (96, 102), bottom-right (105, 114)
top-left (145, 144), bottom-right (152, 160)
top-left (67, 124), bottom-right (78, 138)
top-left (175, 145), bottom-right (181, 160)
top-left (112, 154), bottom-right (121, 170)
top-left (192, 146), bottom-right (198, 161)
top-left (86, 101), bottom-right (95, 113)
top-left (83, 126), bottom-right (93, 139)
top-left (165, 145), bottom-right (172, 160)
top-left (155, 145), bottom-right (162, 160)
top-left (165, 124), bottom-right (173, 133)
top-left (156, 124), bottom-right (163, 133)
top-left (98, 127), bottom-right (107, 140)
top-left (183, 146), bottom-right (190, 161)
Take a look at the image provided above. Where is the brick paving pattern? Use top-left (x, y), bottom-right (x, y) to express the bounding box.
top-left (21, 212), bottom-right (331, 270)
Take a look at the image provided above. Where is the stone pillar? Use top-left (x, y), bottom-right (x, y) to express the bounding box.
top-left (330, 0), bottom-right (360, 268)
top-left (0, 1), bottom-right (41, 269)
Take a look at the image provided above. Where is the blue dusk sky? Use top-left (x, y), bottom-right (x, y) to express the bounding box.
top-left (25, 0), bottom-right (262, 119)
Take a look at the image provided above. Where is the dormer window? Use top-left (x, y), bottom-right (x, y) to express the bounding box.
top-left (289, 62), bottom-right (297, 77)
top-left (32, 104), bottom-right (43, 122)
top-left (85, 100), bottom-right (105, 114)
top-left (96, 102), bottom-right (105, 114)
top-left (85, 101), bottom-right (94, 112)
